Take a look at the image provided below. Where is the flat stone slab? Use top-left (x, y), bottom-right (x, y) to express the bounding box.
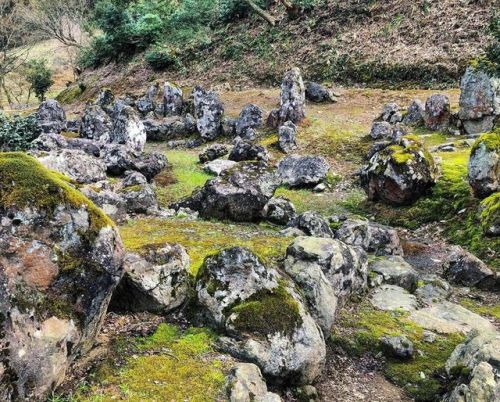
top-left (203, 159), bottom-right (237, 175)
top-left (369, 256), bottom-right (418, 291)
top-left (409, 301), bottom-right (495, 335)
top-left (370, 285), bottom-right (418, 312)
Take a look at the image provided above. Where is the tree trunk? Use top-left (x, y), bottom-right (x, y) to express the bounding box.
top-left (244, 0), bottom-right (276, 26)
top-left (278, 0), bottom-right (300, 18)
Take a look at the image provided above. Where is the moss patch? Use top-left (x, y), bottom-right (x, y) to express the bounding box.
top-left (74, 323), bottom-right (227, 402)
top-left (332, 304), bottom-right (464, 401)
top-left (229, 284), bottom-right (302, 338)
top-left (119, 218), bottom-right (291, 275)
top-left (0, 152), bottom-right (112, 238)
top-left (459, 298), bottom-right (500, 320)
top-left (471, 130), bottom-right (500, 153)
top-left (480, 192), bottom-right (500, 234)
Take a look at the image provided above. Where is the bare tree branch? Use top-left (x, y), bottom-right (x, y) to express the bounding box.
top-left (244, 0), bottom-right (277, 26)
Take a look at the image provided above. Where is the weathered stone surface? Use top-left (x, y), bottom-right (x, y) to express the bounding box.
top-left (278, 68), bottom-right (306, 125)
top-left (380, 335), bottom-right (414, 359)
top-left (378, 102), bottom-right (403, 124)
top-left (229, 140), bottom-right (269, 162)
top-left (36, 100), bottom-right (67, 134)
top-left (262, 197), bottom-right (297, 225)
top-left (369, 256), bottom-right (418, 291)
top-left (163, 82), bottom-right (183, 116)
top-left (111, 244), bottom-right (190, 313)
top-left (110, 101), bottom-right (147, 152)
top-left (174, 162), bottom-right (280, 222)
top-left (468, 132), bottom-right (499, 199)
top-left (278, 155), bottom-right (329, 188)
top-left (409, 302), bottom-right (495, 335)
top-left (278, 121), bottom-right (298, 153)
top-left (226, 363), bottom-right (282, 402)
top-left (370, 121), bottom-right (393, 140)
top-left (199, 143), bottom-right (228, 163)
top-left (284, 236), bottom-right (367, 332)
top-left (81, 182), bottom-right (128, 223)
top-left (235, 104), bottom-right (264, 138)
top-left (370, 285), bottom-right (418, 312)
top-left (424, 94), bottom-right (451, 131)
top-left (95, 88), bottom-right (115, 113)
top-left (136, 83), bottom-right (159, 117)
top-left (31, 133), bottom-right (101, 157)
top-left (194, 88), bottom-right (224, 140)
top-left (360, 137), bottom-right (437, 205)
top-left (414, 275), bottom-right (451, 306)
top-left (335, 218), bottom-right (403, 256)
top-left (196, 247), bottom-right (326, 384)
top-left (443, 246), bottom-right (496, 289)
top-left (403, 99), bottom-right (425, 126)
top-left (120, 172), bottom-right (158, 213)
top-left (288, 212), bottom-right (333, 238)
top-left (305, 82), bottom-right (337, 103)
top-left (80, 105), bottom-right (113, 142)
top-left (0, 153), bottom-right (124, 400)
top-left (204, 159), bottom-right (238, 176)
top-left (143, 115), bottom-right (196, 141)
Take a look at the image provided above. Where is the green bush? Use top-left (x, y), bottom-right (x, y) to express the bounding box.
top-left (24, 59), bottom-right (54, 102)
top-left (0, 114), bottom-right (41, 151)
top-left (145, 46), bottom-right (181, 70)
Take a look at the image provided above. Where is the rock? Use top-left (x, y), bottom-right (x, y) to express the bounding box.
top-left (424, 94), bottom-right (451, 131)
top-left (360, 136), bottom-right (437, 205)
top-left (36, 99), bottom-right (67, 134)
top-left (226, 363), bottom-right (282, 402)
top-left (468, 132), bottom-right (499, 199)
top-left (110, 101), bottom-right (147, 152)
top-left (120, 172), bottom-right (158, 213)
top-left (284, 236), bottom-right (367, 332)
top-left (305, 82), bottom-right (337, 103)
top-left (136, 83), bottom-right (159, 117)
top-left (288, 212), bottom-right (333, 238)
top-left (278, 155), bottom-right (329, 187)
top-left (459, 66), bottom-right (500, 135)
top-left (480, 193), bottom-right (500, 237)
top-left (403, 99), bottom-right (425, 126)
top-left (204, 159), bottom-right (238, 175)
top-left (174, 162), bottom-right (280, 222)
top-left (235, 104), bottom-right (264, 138)
top-left (163, 82), bottom-right (183, 116)
top-left (409, 301), bottom-right (495, 335)
top-left (222, 117), bottom-right (237, 137)
top-left (380, 335), bottom-right (414, 359)
top-left (370, 121), bottom-right (392, 140)
top-left (378, 103), bottom-right (403, 124)
top-left (443, 246), bottom-right (496, 290)
top-left (132, 152), bottom-right (168, 181)
top-left (278, 121), bottom-right (298, 153)
top-left (31, 133), bottom-right (101, 157)
top-left (278, 68), bottom-right (306, 125)
top-left (294, 385), bottom-right (319, 402)
top-left (0, 153), bottom-right (124, 400)
top-left (369, 256), bottom-right (418, 291)
top-left (110, 244), bottom-right (190, 313)
top-left (370, 285), bottom-right (418, 312)
top-left (34, 149), bottom-right (107, 184)
top-left (334, 218), bottom-right (403, 256)
top-left (81, 182), bottom-right (128, 223)
top-left (262, 197), bottom-right (297, 225)
top-left (66, 119), bottom-right (79, 133)
top-left (194, 90), bottom-right (224, 140)
top-left (143, 115), bottom-right (196, 141)
top-left (414, 275), bottom-right (451, 306)
top-left (199, 143), bottom-right (229, 163)
top-left (280, 227), bottom-right (307, 237)
top-left (196, 247), bottom-right (325, 384)
top-left (445, 330), bottom-right (500, 402)
top-left (95, 88), bottom-right (115, 113)
top-left (229, 139), bottom-right (269, 162)
top-left (80, 105), bottom-right (113, 142)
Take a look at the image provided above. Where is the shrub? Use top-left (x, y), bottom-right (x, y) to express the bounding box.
top-left (145, 46), bottom-right (181, 70)
top-left (24, 59), bottom-right (54, 102)
top-left (0, 113), bottom-right (41, 151)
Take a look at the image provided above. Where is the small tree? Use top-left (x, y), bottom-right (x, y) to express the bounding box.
top-left (24, 59), bottom-right (54, 102)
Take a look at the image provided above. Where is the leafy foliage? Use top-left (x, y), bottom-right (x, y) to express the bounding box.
top-left (0, 113), bottom-right (41, 151)
top-left (24, 59), bottom-right (54, 102)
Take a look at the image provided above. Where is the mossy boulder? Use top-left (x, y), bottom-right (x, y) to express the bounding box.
top-left (0, 152), bottom-right (124, 400)
top-left (468, 131), bottom-right (499, 199)
top-left (479, 192), bottom-right (500, 236)
top-left (195, 247), bottom-right (325, 385)
top-left (359, 137), bottom-right (437, 205)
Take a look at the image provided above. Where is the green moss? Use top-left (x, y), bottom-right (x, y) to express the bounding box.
top-left (471, 130), bottom-right (500, 153)
top-left (331, 304), bottom-right (465, 401)
top-left (459, 298), bottom-right (500, 320)
top-left (229, 284), bottom-right (302, 338)
top-left (120, 184), bottom-right (142, 193)
top-left (479, 192), bottom-right (500, 233)
top-left (74, 323), bottom-right (227, 402)
top-left (389, 145), bottom-right (414, 164)
top-left (0, 152), bottom-right (112, 239)
top-left (56, 85), bottom-right (83, 105)
top-left (119, 218), bottom-right (291, 275)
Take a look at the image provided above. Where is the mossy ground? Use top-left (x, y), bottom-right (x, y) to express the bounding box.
top-left (331, 303), bottom-right (464, 401)
top-left (459, 298), bottom-right (500, 321)
top-left (69, 323), bottom-right (227, 402)
top-left (119, 217), bottom-right (291, 275)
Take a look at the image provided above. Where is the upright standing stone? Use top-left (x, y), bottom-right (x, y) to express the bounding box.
top-left (163, 82), bottom-right (183, 116)
top-left (278, 67), bottom-right (306, 125)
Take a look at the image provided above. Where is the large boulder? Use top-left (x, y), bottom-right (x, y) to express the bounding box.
top-left (81, 181), bottom-right (128, 223)
top-left (0, 152), bottom-right (124, 400)
top-left (305, 82), bottom-right (337, 103)
top-left (34, 149), bottom-right (107, 184)
top-left (277, 68), bottom-right (306, 125)
top-left (80, 105), bottom-right (113, 142)
top-left (119, 172), bottom-right (158, 213)
top-left (334, 218), bottom-right (403, 255)
top-left (424, 94), bottom-right (451, 131)
top-left (369, 256), bottom-right (418, 292)
top-left (459, 66), bottom-right (500, 135)
top-left (31, 133), bottom-right (101, 157)
top-left (163, 82), bottom-right (184, 116)
top-left (402, 99), bottom-right (425, 126)
top-left (278, 155), bottom-right (329, 188)
top-left (235, 104), bottom-right (264, 138)
top-left (287, 212), bottom-right (333, 238)
top-left (229, 139), bottom-right (269, 162)
top-left (284, 236), bottom-right (368, 332)
top-left (143, 115), bottom-right (196, 141)
top-left (359, 137), bottom-right (437, 205)
top-left (468, 132), bottom-right (499, 199)
top-left (278, 121), bottom-right (298, 153)
top-left (110, 101), bottom-right (147, 152)
top-left (199, 143), bottom-right (229, 163)
top-left (196, 247), bottom-right (326, 384)
top-left (262, 197), bottom-right (297, 225)
top-left (95, 88), bottom-right (115, 114)
top-left (136, 83), bottom-right (159, 117)
top-left (174, 162), bottom-right (280, 222)
top-left (194, 88), bottom-right (224, 140)
top-left (111, 244), bottom-right (190, 313)
top-left (377, 103), bottom-right (403, 124)
top-left (36, 100), bottom-right (67, 134)
top-left (226, 363), bottom-right (282, 402)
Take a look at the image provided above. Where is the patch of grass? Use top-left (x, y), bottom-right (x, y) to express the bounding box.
top-left (332, 304), bottom-right (464, 401)
top-left (74, 323), bottom-right (227, 402)
top-left (459, 298), bottom-right (500, 320)
top-left (119, 217), bottom-right (291, 275)
top-left (155, 150), bottom-right (213, 207)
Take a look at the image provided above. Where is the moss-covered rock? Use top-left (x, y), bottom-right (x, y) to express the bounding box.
top-left (468, 131), bottom-right (499, 199)
top-left (479, 191), bottom-right (500, 236)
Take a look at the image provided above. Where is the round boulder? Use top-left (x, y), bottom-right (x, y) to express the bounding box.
top-left (468, 132), bottom-right (499, 199)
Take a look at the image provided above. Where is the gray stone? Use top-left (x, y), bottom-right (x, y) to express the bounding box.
top-left (380, 335), bottom-right (414, 359)
top-left (110, 101), bottom-right (147, 152)
top-left (36, 99), bottom-right (67, 134)
top-left (378, 102), bottom-right (402, 124)
top-left (288, 211), bottom-right (333, 238)
top-left (414, 275), bottom-right (451, 306)
top-left (305, 82), bottom-right (337, 103)
top-left (235, 104), bottom-right (264, 137)
top-left (278, 121), bottom-right (298, 153)
top-left (444, 246), bottom-right (496, 289)
top-left (194, 89), bottom-right (224, 140)
top-left (278, 155), bottom-right (330, 188)
top-left (136, 83), bottom-right (159, 117)
top-left (95, 88), bottom-right (115, 113)
top-left (163, 82), bottom-right (183, 116)
top-left (199, 143), bottom-right (229, 163)
top-left (226, 363), bottom-right (282, 402)
top-left (424, 94), bottom-right (451, 131)
top-left (468, 133), bottom-right (499, 199)
top-left (403, 99), bottom-right (425, 126)
top-left (370, 285), bottom-right (418, 312)
top-left (370, 121), bottom-right (392, 140)
top-left (262, 197), bottom-right (296, 225)
top-left (80, 105), bottom-right (112, 142)
top-left (369, 256), bottom-right (418, 291)
top-left (278, 68), bottom-right (306, 125)
top-left (229, 139), bottom-right (269, 162)
top-left (204, 159), bottom-right (237, 176)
